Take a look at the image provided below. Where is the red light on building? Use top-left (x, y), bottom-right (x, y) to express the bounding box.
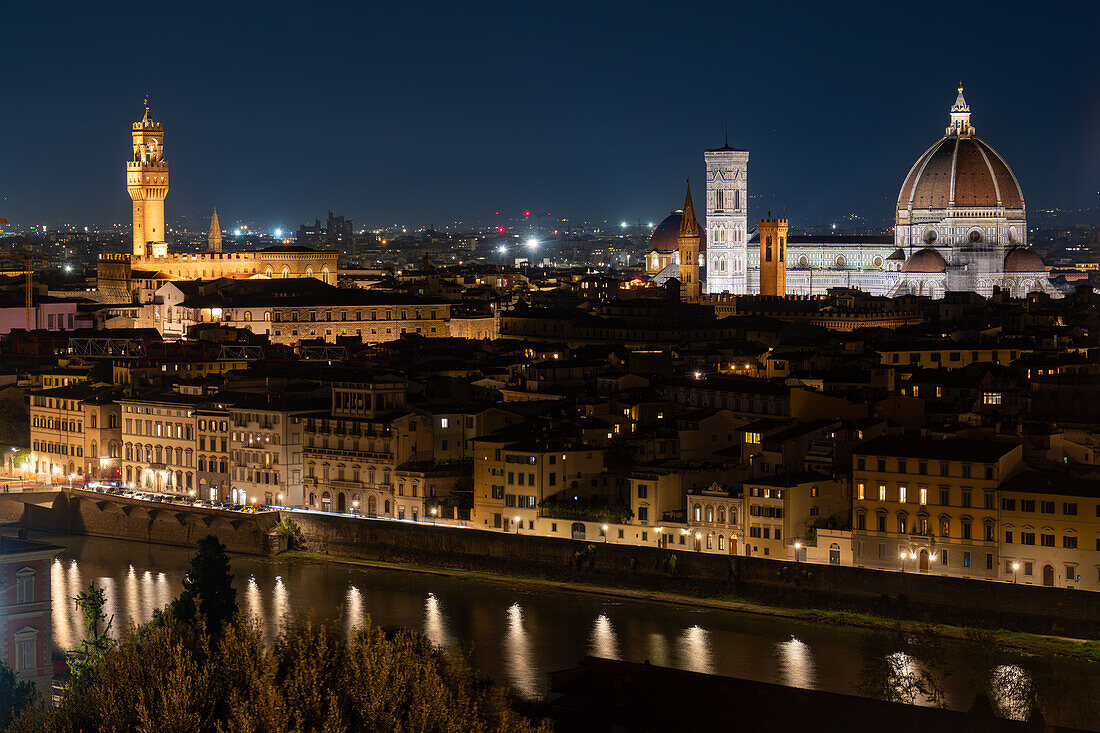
top-left (524, 210), bottom-right (531, 217)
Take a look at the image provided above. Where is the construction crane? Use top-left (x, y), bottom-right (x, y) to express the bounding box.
top-left (0, 220), bottom-right (50, 331)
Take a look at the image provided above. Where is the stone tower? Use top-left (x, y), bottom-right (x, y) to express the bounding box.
top-left (127, 98), bottom-right (169, 259)
top-left (208, 208), bottom-right (223, 253)
top-left (758, 217), bottom-right (788, 296)
top-left (704, 142), bottom-right (749, 294)
top-left (677, 182), bottom-right (702, 301)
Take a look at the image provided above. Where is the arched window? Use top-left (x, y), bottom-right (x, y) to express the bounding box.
top-left (706, 533), bottom-right (713, 550)
top-left (281, 266), bottom-right (290, 279)
top-left (718, 535), bottom-right (725, 551)
top-left (706, 506), bottom-right (714, 523)
top-left (264, 312), bottom-right (271, 322)
top-left (717, 506), bottom-right (726, 524)
top-left (90, 441), bottom-right (98, 459)
top-left (693, 504), bottom-right (701, 522)
top-left (321, 266), bottom-right (330, 285)
top-left (243, 311), bottom-right (252, 322)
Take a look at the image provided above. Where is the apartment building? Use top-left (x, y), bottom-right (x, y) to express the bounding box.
top-left (303, 378), bottom-right (432, 515)
top-left (851, 436), bottom-right (1023, 578)
top-left (685, 483), bottom-right (743, 554)
top-left (195, 403), bottom-right (231, 501)
top-left (28, 383), bottom-right (120, 482)
top-left (119, 392), bottom-right (200, 493)
top-left (741, 472), bottom-right (845, 559)
top-left (632, 460), bottom-right (745, 535)
top-left (0, 536), bottom-right (63, 694)
top-left (229, 392), bottom-right (322, 507)
top-left (999, 470), bottom-right (1100, 590)
top-left (471, 435), bottom-right (607, 532)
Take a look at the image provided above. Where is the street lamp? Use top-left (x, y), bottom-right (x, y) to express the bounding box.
top-left (601, 524), bottom-right (609, 543)
top-left (430, 506), bottom-right (437, 524)
top-left (353, 499), bottom-right (359, 516)
top-left (794, 541), bottom-right (802, 563)
top-left (900, 550), bottom-right (907, 572)
top-left (514, 515), bottom-right (521, 534)
top-left (1012, 562), bottom-right (1019, 584)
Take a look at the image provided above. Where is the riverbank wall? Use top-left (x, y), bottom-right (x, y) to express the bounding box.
top-left (0, 490), bottom-right (280, 556)
top-left (285, 510), bottom-right (1100, 638)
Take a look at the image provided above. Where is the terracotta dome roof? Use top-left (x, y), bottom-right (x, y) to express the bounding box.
top-left (1004, 247), bottom-right (1046, 273)
top-left (646, 211), bottom-right (707, 255)
top-left (901, 247), bottom-right (947, 273)
top-left (897, 136), bottom-right (1023, 212)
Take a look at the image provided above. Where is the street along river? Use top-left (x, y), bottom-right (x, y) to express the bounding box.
top-left (39, 533), bottom-right (1098, 728)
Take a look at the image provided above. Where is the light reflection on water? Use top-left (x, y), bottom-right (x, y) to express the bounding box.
top-left (34, 533), bottom-right (1096, 727)
top-left (344, 585), bottom-right (365, 641)
top-left (588, 614), bottom-right (620, 660)
top-left (678, 624), bottom-right (714, 675)
top-left (776, 636), bottom-right (815, 689)
top-left (424, 593), bottom-right (453, 650)
top-left (505, 603), bottom-right (538, 699)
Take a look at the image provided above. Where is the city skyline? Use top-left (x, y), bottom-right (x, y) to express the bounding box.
top-left (1, 2), bottom-right (1097, 231)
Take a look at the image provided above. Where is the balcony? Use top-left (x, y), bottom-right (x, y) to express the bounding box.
top-left (304, 446), bottom-right (393, 461)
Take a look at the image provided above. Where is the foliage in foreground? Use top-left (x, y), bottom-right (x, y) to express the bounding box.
top-left (0, 661), bottom-right (37, 731)
top-left (11, 613), bottom-right (549, 733)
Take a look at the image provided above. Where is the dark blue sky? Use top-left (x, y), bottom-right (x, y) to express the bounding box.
top-left (2, 1), bottom-right (1097, 231)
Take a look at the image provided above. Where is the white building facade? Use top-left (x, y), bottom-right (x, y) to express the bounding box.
top-left (682, 86), bottom-right (1059, 299)
top-left (704, 145), bottom-right (750, 294)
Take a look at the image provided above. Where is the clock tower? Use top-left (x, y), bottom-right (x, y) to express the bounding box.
top-left (127, 99), bottom-right (169, 258)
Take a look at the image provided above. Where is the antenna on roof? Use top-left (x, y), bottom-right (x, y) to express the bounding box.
top-left (724, 117), bottom-right (728, 147)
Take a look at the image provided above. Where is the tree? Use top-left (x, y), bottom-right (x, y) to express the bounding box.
top-left (169, 535), bottom-right (238, 632)
top-left (856, 626), bottom-right (949, 707)
top-left (67, 582), bottom-right (114, 685)
top-left (12, 613), bottom-right (551, 732)
top-left (0, 660), bottom-right (37, 730)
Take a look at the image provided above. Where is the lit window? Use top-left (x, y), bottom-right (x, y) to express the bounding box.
top-left (919, 488), bottom-right (927, 506)
top-left (440, 418), bottom-right (449, 429)
top-left (857, 482), bottom-right (865, 500)
top-left (899, 485), bottom-right (907, 503)
top-left (878, 484), bottom-right (886, 502)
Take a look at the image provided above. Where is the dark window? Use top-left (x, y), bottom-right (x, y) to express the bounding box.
top-left (1040, 501), bottom-right (1055, 514)
top-left (1063, 502), bottom-right (1077, 516)
top-left (1001, 497), bottom-right (1016, 511)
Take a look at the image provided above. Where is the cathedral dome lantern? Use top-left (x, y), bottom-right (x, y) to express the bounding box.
top-left (896, 87), bottom-right (1024, 214)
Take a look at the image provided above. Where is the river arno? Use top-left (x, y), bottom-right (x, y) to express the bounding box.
top-left (40, 533), bottom-right (1099, 729)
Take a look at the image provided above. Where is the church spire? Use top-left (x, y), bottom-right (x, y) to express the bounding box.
top-left (208, 207), bottom-right (223, 253)
top-left (679, 180), bottom-right (701, 238)
top-left (946, 82), bottom-right (974, 137)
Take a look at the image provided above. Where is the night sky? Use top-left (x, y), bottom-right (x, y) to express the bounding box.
top-left (2, 1), bottom-right (1097, 231)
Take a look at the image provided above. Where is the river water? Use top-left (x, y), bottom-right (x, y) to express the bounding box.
top-left (38, 533), bottom-right (1099, 728)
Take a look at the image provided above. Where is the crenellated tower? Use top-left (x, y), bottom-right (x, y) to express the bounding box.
top-left (127, 98), bottom-right (169, 258)
top-left (758, 217), bottom-right (788, 296)
top-left (677, 182), bottom-right (702, 301)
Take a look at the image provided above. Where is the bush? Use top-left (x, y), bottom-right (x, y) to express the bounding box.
top-left (13, 613), bottom-right (550, 732)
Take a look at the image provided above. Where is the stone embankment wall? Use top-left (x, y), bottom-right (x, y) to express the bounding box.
top-left (286, 511), bottom-right (1100, 638)
top-left (1, 490), bottom-right (279, 556)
